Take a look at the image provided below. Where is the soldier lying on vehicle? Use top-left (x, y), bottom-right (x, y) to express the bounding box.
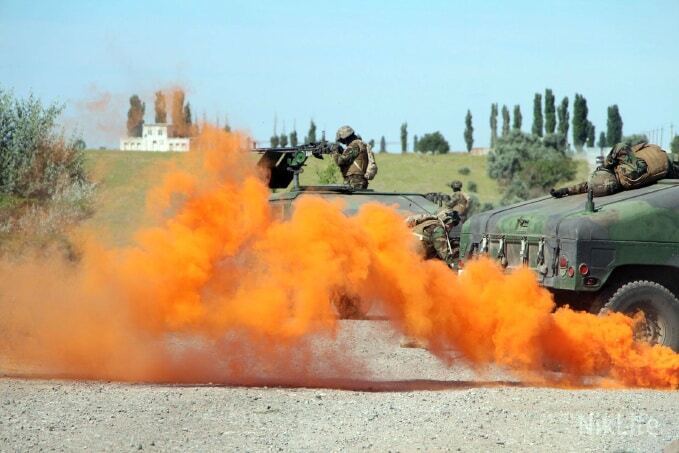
top-left (551, 142), bottom-right (679, 198)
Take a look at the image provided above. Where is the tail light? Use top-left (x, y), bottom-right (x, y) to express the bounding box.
top-left (567, 267), bottom-right (575, 278)
top-left (559, 256), bottom-right (568, 268)
top-left (578, 263), bottom-right (589, 276)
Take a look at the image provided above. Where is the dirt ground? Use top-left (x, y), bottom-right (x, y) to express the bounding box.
top-left (1, 321), bottom-right (678, 452)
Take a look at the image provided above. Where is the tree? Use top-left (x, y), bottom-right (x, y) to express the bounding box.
top-left (413, 135), bottom-right (418, 151)
top-left (126, 95), bottom-right (145, 137)
top-left (544, 89), bottom-right (556, 134)
top-left (270, 135), bottom-right (280, 147)
top-left (171, 89), bottom-right (186, 137)
top-left (606, 105), bottom-right (623, 146)
top-left (464, 110), bottom-right (474, 152)
top-left (501, 105), bottom-right (510, 137)
top-left (512, 105), bottom-right (522, 131)
top-left (400, 122), bottom-right (408, 153)
top-left (279, 133), bottom-right (288, 147)
top-left (671, 135), bottom-right (679, 154)
top-left (183, 102), bottom-right (193, 136)
top-left (379, 136), bottom-right (386, 153)
top-left (289, 129), bottom-right (298, 147)
top-left (416, 131), bottom-right (450, 154)
top-left (557, 96), bottom-right (570, 143)
top-left (586, 121), bottom-right (595, 147)
top-left (368, 139), bottom-right (375, 149)
top-left (154, 91), bottom-right (167, 123)
top-left (490, 103), bottom-right (498, 147)
top-left (305, 120), bottom-right (317, 144)
top-left (488, 130), bottom-right (576, 204)
top-left (572, 94), bottom-right (589, 150)
top-left (621, 134), bottom-right (649, 146)
top-left (597, 131), bottom-right (607, 151)
top-left (532, 93), bottom-right (543, 137)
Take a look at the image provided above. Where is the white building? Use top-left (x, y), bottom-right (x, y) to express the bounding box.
top-left (120, 124), bottom-right (190, 152)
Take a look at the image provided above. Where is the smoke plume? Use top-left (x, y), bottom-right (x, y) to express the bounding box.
top-left (0, 125), bottom-right (677, 389)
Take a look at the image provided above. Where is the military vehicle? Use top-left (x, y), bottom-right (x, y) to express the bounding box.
top-left (459, 181), bottom-right (679, 352)
top-left (257, 143), bottom-right (439, 318)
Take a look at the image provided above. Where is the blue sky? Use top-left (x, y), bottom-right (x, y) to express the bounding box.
top-left (1, 0), bottom-right (678, 150)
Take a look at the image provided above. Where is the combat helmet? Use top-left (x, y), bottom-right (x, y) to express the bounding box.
top-left (588, 167), bottom-right (621, 197)
top-left (449, 180), bottom-right (463, 191)
top-left (336, 125), bottom-right (355, 142)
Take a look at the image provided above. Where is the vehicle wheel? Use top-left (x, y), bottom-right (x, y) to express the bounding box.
top-left (601, 280), bottom-right (679, 352)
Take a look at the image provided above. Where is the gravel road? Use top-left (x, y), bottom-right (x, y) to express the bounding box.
top-left (1, 321), bottom-right (678, 452)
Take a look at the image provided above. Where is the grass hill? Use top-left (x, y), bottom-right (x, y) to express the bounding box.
top-left (84, 150), bottom-right (589, 245)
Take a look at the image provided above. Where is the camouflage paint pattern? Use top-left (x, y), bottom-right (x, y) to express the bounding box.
top-left (460, 180), bottom-right (679, 292)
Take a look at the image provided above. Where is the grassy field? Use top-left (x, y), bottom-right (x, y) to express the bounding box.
top-left (83, 150), bottom-right (589, 245)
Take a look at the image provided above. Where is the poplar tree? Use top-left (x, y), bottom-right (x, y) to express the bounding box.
top-left (572, 94), bottom-right (589, 150)
top-left (400, 122), bottom-right (408, 153)
top-left (606, 105), bottom-right (623, 146)
top-left (464, 110), bottom-right (474, 152)
top-left (154, 91), bottom-right (167, 123)
top-left (544, 89), bottom-right (556, 134)
top-left (557, 96), bottom-right (570, 139)
top-left (379, 136), bottom-right (386, 153)
top-left (501, 105), bottom-right (510, 137)
top-left (413, 135), bottom-right (418, 151)
top-left (597, 131), bottom-right (607, 151)
top-left (305, 120), bottom-right (317, 144)
top-left (586, 122), bottom-right (595, 147)
top-left (126, 95), bottom-right (145, 137)
top-left (512, 105), bottom-right (522, 131)
top-left (532, 93), bottom-right (543, 137)
top-left (279, 133), bottom-right (288, 147)
top-left (289, 129), bottom-right (298, 146)
top-left (489, 103), bottom-right (498, 147)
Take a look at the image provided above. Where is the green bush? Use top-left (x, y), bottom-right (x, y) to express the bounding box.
top-left (315, 159), bottom-right (341, 184)
top-left (415, 131), bottom-right (449, 154)
top-left (458, 166), bottom-right (471, 175)
top-left (0, 88), bottom-right (90, 199)
top-left (467, 181), bottom-right (478, 192)
top-left (488, 130), bottom-right (576, 205)
top-left (672, 136), bottom-right (679, 154)
top-left (621, 134), bottom-right (649, 146)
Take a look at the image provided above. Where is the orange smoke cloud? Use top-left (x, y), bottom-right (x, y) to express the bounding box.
top-left (0, 125), bottom-right (677, 389)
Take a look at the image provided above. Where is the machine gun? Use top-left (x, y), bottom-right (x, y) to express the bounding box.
top-left (253, 141), bottom-right (340, 190)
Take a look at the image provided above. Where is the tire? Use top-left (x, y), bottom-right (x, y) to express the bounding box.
top-left (601, 280), bottom-right (679, 352)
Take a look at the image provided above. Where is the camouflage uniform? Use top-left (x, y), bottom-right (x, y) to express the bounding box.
top-left (446, 180), bottom-right (470, 219)
top-left (334, 126), bottom-right (369, 190)
top-left (408, 212), bottom-right (456, 266)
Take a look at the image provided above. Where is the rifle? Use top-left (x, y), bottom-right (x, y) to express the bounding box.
top-left (253, 141), bottom-right (340, 190)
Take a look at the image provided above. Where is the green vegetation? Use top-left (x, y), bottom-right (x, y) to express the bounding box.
top-left (572, 93), bottom-right (589, 150)
top-left (305, 120), bottom-right (317, 144)
top-left (127, 95), bottom-right (145, 137)
top-left (607, 105), bottom-right (623, 145)
top-left (400, 122), bottom-right (408, 153)
top-left (81, 149), bottom-right (588, 246)
top-left (532, 93), bottom-right (543, 137)
top-left (458, 166), bottom-right (471, 175)
top-left (557, 96), bottom-right (569, 139)
top-left (379, 136), bottom-right (386, 153)
top-left (488, 130), bottom-right (578, 204)
top-left (467, 181), bottom-right (478, 193)
top-left (489, 103), bottom-right (498, 148)
top-left (671, 135), bottom-right (679, 154)
top-left (512, 105), bottom-right (522, 131)
top-left (544, 89), bottom-right (556, 135)
top-left (416, 132), bottom-right (449, 154)
top-left (501, 105), bottom-right (510, 137)
top-left (314, 159), bottom-right (341, 185)
top-left (597, 131), bottom-right (607, 151)
top-left (621, 134), bottom-right (648, 146)
top-left (464, 110), bottom-right (474, 152)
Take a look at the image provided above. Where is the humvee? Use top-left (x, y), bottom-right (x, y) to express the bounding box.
top-left (459, 180), bottom-right (679, 352)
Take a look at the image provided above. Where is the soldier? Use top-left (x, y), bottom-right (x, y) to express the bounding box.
top-left (446, 180), bottom-right (470, 219)
top-left (333, 125), bottom-right (369, 190)
top-left (551, 142), bottom-right (679, 198)
top-left (406, 209), bottom-right (459, 267)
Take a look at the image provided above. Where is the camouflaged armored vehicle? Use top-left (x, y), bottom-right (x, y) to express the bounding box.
top-left (459, 180), bottom-right (679, 352)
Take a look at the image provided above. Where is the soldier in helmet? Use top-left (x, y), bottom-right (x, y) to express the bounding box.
top-left (446, 180), bottom-right (470, 220)
top-left (406, 209), bottom-right (459, 267)
top-left (333, 125), bottom-right (370, 189)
